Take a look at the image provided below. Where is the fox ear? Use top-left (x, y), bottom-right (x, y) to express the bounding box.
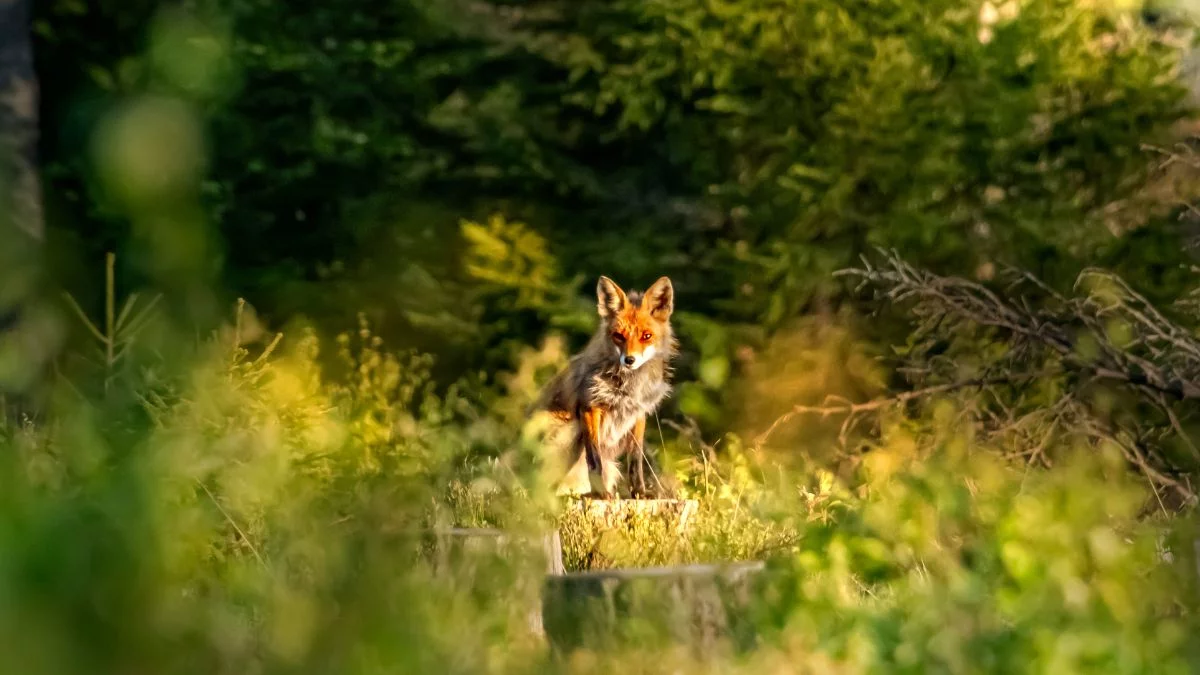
top-left (645, 276), bottom-right (674, 319)
top-left (596, 276), bottom-right (628, 317)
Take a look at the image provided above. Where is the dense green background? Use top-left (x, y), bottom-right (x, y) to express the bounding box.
top-left (8, 2), bottom-right (1200, 673)
top-left (33, 0), bottom-right (1198, 401)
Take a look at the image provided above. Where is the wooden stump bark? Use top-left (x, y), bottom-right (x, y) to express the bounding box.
top-left (423, 527), bottom-right (565, 576)
top-left (421, 527), bottom-right (566, 638)
top-left (541, 561), bottom-right (764, 658)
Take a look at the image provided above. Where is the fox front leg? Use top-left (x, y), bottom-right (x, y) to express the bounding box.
top-left (581, 407), bottom-right (616, 500)
top-left (625, 417), bottom-right (648, 499)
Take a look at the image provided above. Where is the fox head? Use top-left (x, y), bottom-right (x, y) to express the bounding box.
top-left (596, 275), bottom-right (675, 370)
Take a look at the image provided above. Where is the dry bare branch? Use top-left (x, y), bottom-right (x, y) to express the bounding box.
top-left (800, 249), bottom-right (1200, 507)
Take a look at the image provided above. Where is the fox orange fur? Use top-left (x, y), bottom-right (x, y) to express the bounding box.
top-left (535, 276), bottom-right (677, 499)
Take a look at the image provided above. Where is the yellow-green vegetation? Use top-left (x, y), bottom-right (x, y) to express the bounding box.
top-left (3, 305), bottom-right (1198, 673)
top-left (8, 0), bottom-right (1200, 672)
top-left (556, 497), bottom-right (795, 572)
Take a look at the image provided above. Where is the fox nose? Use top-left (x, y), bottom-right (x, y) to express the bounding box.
top-left (623, 355), bottom-right (636, 366)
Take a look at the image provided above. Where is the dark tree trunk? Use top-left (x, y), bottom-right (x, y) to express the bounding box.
top-left (0, 0), bottom-right (46, 413)
top-left (0, 0), bottom-right (41, 240)
top-left (0, 0), bottom-right (42, 241)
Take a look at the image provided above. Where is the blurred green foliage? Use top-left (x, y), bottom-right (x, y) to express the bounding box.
top-left (11, 0), bottom-right (1200, 671)
top-left (4, 316), bottom-right (1200, 673)
top-left (35, 0), bottom-right (1197, 336)
top-left (28, 0), bottom-right (1200, 449)
top-left (751, 429), bottom-right (1200, 674)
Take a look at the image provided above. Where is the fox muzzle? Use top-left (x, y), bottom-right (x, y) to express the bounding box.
top-left (617, 344), bottom-right (656, 370)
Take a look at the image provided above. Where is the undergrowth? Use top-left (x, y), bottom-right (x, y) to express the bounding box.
top-left (1, 300), bottom-right (1199, 674)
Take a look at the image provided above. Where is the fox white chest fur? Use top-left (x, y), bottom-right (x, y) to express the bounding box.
top-left (585, 364), bottom-right (672, 450)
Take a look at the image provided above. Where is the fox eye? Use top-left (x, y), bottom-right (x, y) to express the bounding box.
top-left (641, 332), bottom-right (653, 342)
top-left (611, 332), bottom-right (625, 343)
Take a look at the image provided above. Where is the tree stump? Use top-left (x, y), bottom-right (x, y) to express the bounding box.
top-left (422, 528), bottom-right (566, 638)
top-left (541, 560), bottom-right (764, 659)
top-left (423, 527), bottom-right (564, 576)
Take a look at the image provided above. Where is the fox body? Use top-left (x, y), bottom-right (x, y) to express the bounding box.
top-left (536, 276), bottom-right (677, 498)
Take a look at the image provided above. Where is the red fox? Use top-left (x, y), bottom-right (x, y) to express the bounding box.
top-left (535, 276), bottom-right (677, 499)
